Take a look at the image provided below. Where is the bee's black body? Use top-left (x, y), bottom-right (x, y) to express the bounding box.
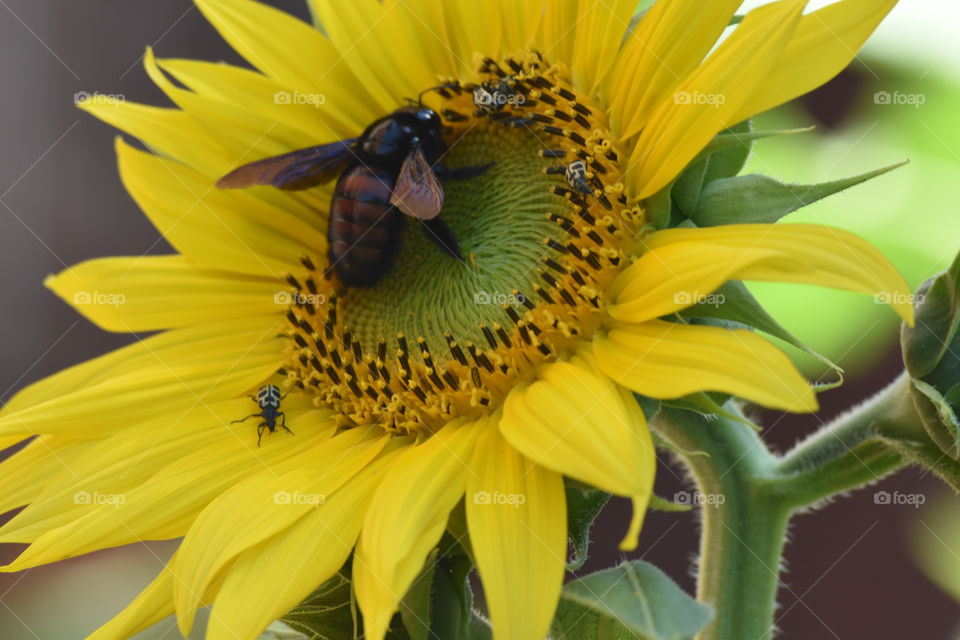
top-left (329, 107), bottom-right (448, 287)
top-left (217, 100), bottom-right (492, 288)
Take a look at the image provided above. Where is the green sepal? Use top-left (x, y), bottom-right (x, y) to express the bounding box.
top-left (648, 493), bottom-right (693, 512)
top-left (680, 280), bottom-right (843, 383)
top-left (902, 252), bottom-right (960, 380)
top-left (701, 119), bottom-right (752, 185)
top-left (642, 179), bottom-right (673, 230)
top-left (565, 485), bottom-right (612, 571)
top-left (281, 571), bottom-right (359, 640)
top-left (551, 561), bottom-right (712, 640)
top-left (696, 126), bottom-right (813, 165)
top-left (671, 157), bottom-right (708, 217)
top-left (909, 379), bottom-right (960, 461)
top-left (398, 550), bottom-right (438, 640)
top-left (635, 394), bottom-right (662, 422)
top-left (663, 392), bottom-right (760, 431)
top-left (650, 428), bottom-right (708, 459)
top-left (691, 162), bottom-right (907, 227)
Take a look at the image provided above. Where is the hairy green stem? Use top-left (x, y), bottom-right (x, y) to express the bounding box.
top-left (653, 405), bottom-right (785, 640)
top-left (651, 373), bottom-right (924, 640)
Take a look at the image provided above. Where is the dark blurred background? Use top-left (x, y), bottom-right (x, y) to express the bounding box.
top-left (1, 1), bottom-right (959, 638)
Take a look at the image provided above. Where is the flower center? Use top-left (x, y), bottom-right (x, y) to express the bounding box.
top-left (281, 53), bottom-right (642, 433)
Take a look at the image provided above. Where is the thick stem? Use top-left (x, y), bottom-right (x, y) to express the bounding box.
top-left (772, 372), bottom-right (916, 506)
top-left (653, 406), bottom-right (785, 640)
top-left (651, 373), bottom-right (923, 640)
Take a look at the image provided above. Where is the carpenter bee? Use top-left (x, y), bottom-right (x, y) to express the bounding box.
top-left (217, 87), bottom-right (492, 287)
top-left (232, 384), bottom-right (292, 446)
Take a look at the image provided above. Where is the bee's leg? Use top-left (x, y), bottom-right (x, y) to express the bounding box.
top-left (279, 412), bottom-right (294, 436)
top-left (257, 423), bottom-right (267, 447)
top-left (232, 413), bottom-right (260, 424)
top-left (433, 162), bottom-right (494, 181)
top-left (418, 217), bottom-right (463, 262)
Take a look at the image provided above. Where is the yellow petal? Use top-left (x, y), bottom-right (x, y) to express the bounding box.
top-left (499, 0), bottom-right (543, 53)
top-left (0, 406), bottom-right (335, 571)
top-left (0, 316), bottom-right (276, 422)
top-left (0, 436), bottom-right (96, 516)
top-left (384, 0), bottom-right (459, 80)
top-left (116, 138), bottom-right (326, 278)
top-left (140, 49), bottom-right (330, 218)
top-left (466, 426), bottom-right (566, 640)
top-left (610, 0), bottom-right (742, 138)
top-left (733, 0), bottom-right (899, 122)
top-left (442, 1), bottom-right (503, 78)
top-left (608, 243), bottom-right (794, 325)
top-left (45, 255), bottom-right (283, 332)
top-left (354, 417), bottom-right (484, 640)
top-left (501, 357), bottom-right (654, 548)
top-left (616, 224), bottom-right (915, 325)
top-left (594, 319), bottom-right (818, 412)
top-left (570, 0), bottom-right (637, 97)
top-left (310, 0), bottom-right (438, 112)
top-left (173, 427), bottom-right (389, 635)
top-left (157, 56), bottom-right (352, 141)
top-left (205, 447), bottom-right (404, 640)
top-left (79, 100), bottom-right (225, 175)
top-left (630, 0), bottom-right (807, 199)
top-left (0, 396), bottom-right (317, 543)
top-left (540, 0), bottom-right (579, 77)
top-left (195, 0), bottom-right (380, 128)
top-left (0, 317), bottom-right (285, 440)
top-left (85, 551), bottom-right (219, 640)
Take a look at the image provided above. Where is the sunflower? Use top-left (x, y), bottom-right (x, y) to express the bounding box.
top-left (0, 0), bottom-right (909, 639)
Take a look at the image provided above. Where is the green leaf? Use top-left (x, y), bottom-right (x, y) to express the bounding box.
top-left (466, 614), bottom-right (493, 640)
top-left (663, 391), bottom-right (761, 431)
top-left (691, 162), bottom-right (907, 227)
top-left (281, 572), bottom-right (358, 640)
top-left (428, 553), bottom-right (476, 639)
top-left (566, 486), bottom-right (612, 571)
top-left (910, 379), bottom-right (960, 461)
top-left (671, 157), bottom-right (708, 217)
top-left (702, 119), bottom-right (753, 185)
top-left (697, 126), bottom-right (813, 162)
top-left (902, 251), bottom-right (960, 379)
top-left (642, 180), bottom-right (673, 230)
top-left (399, 551), bottom-right (437, 640)
top-left (552, 561), bottom-right (712, 640)
top-left (680, 281), bottom-right (842, 380)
